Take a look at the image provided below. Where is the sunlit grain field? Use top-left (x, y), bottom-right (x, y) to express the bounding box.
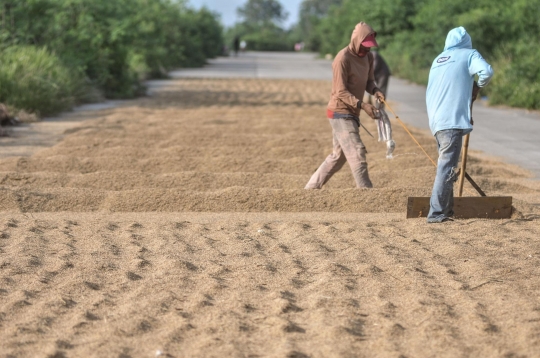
top-left (1, 78), bottom-right (539, 357)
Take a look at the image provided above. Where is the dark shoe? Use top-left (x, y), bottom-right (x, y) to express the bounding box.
top-left (427, 217), bottom-right (454, 223)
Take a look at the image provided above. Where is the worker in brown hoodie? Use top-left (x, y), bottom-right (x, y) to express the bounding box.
top-left (305, 22), bottom-right (384, 189)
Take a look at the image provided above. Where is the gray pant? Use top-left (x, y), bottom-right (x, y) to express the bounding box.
top-left (305, 118), bottom-right (372, 189)
top-left (427, 129), bottom-right (464, 222)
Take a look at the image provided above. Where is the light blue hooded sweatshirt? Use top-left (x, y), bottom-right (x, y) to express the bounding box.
top-left (426, 27), bottom-right (494, 135)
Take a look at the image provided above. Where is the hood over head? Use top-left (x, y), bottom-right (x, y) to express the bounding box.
top-left (348, 22), bottom-right (377, 55)
top-left (444, 26), bottom-right (472, 51)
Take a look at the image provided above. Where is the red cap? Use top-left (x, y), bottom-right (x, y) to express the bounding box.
top-left (362, 34), bottom-right (378, 48)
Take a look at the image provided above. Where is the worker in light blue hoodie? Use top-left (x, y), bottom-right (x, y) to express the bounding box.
top-left (426, 27), bottom-right (493, 223)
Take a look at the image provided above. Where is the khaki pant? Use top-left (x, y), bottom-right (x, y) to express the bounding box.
top-left (305, 118), bottom-right (372, 189)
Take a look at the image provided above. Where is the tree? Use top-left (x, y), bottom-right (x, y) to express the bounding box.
top-left (310, 0), bottom-right (540, 109)
top-left (237, 0), bottom-right (288, 27)
top-left (231, 0), bottom-right (294, 52)
top-left (0, 0), bottom-right (223, 107)
top-left (297, 0), bottom-right (343, 51)
top-left (299, 0), bottom-right (342, 19)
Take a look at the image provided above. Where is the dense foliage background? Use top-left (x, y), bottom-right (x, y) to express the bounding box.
top-left (1, 0), bottom-right (537, 114)
top-left (0, 0), bottom-right (223, 116)
top-left (303, 0), bottom-right (540, 109)
top-left (225, 0), bottom-right (294, 52)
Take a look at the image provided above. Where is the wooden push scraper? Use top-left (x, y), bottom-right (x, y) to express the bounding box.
top-left (379, 99), bottom-right (512, 219)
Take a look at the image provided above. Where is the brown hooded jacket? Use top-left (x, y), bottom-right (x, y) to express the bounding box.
top-left (327, 22), bottom-right (380, 118)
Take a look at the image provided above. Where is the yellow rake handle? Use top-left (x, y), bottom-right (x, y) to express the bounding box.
top-left (380, 99), bottom-right (484, 197)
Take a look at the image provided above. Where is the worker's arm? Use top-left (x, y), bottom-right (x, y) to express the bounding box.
top-left (366, 53), bottom-right (384, 101)
top-left (468, 51), bottom-right (494, 87)
top-left (359, 55), bottom-right (382, 119)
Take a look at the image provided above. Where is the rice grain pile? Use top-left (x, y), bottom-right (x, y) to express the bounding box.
top-left (0, 78), bottom-right (539, 357)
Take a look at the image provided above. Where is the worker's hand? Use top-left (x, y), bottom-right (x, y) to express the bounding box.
top-left (361, 103), bottom-right (380, 119)
top-left (472, 81), bottom-right (480, 102)
top-left (374, 90), bottom-right (385, 103)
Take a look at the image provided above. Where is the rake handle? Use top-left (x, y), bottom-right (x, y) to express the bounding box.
top-left (457, 133), bottom-right (470, 197)
top-left (380, 99), bottom-right (437, 167)
top-left (380, 99), bottom-right (486, 197)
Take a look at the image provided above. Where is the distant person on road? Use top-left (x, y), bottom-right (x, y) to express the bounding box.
top-left (426, 26), bottom-right (493, 223)
top-left (233, 36), bottom-right (240, 56)
top-left (305, 22), bottom-right (385, 189)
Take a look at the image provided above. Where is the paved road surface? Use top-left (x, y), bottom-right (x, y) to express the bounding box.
top-left (170, 52), bottom-right (333, 81)
top-left (174, 52), bottom-right (540, 178)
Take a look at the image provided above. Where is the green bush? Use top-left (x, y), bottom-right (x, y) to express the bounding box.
top-left (0, 0), bottom-right (223, 111)
top-left (226, 23), bottom-right (295, 52)
top-left (487, 40), bottom-right (540, 109)
top-left (312, 0), bottom-right (540, 109)
top-left (243, 30), bottom-right (294, 51)
top-left (0, 46), bottom-right (83, 116)
top-left (225, 23), bottom-right (300, 51)
top-left (227, 0), bottom-right (295, 52)
top-left (315, 0), bottom-right (420, 55)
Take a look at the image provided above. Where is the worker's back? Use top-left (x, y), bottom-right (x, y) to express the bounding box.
top-left (426, 27), bottom-right (493, 136)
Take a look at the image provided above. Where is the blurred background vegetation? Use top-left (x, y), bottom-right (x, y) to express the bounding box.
top-left (225, 0), bottom-right (540, 109)
top-left (0, 0), bottom-right (223, 116)
top-left (290, 0), bottom-right (540, 109)
top-left (225, 0), bottom-right (294, 52)
top-left (1, 0), bottom-right (538, 116)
